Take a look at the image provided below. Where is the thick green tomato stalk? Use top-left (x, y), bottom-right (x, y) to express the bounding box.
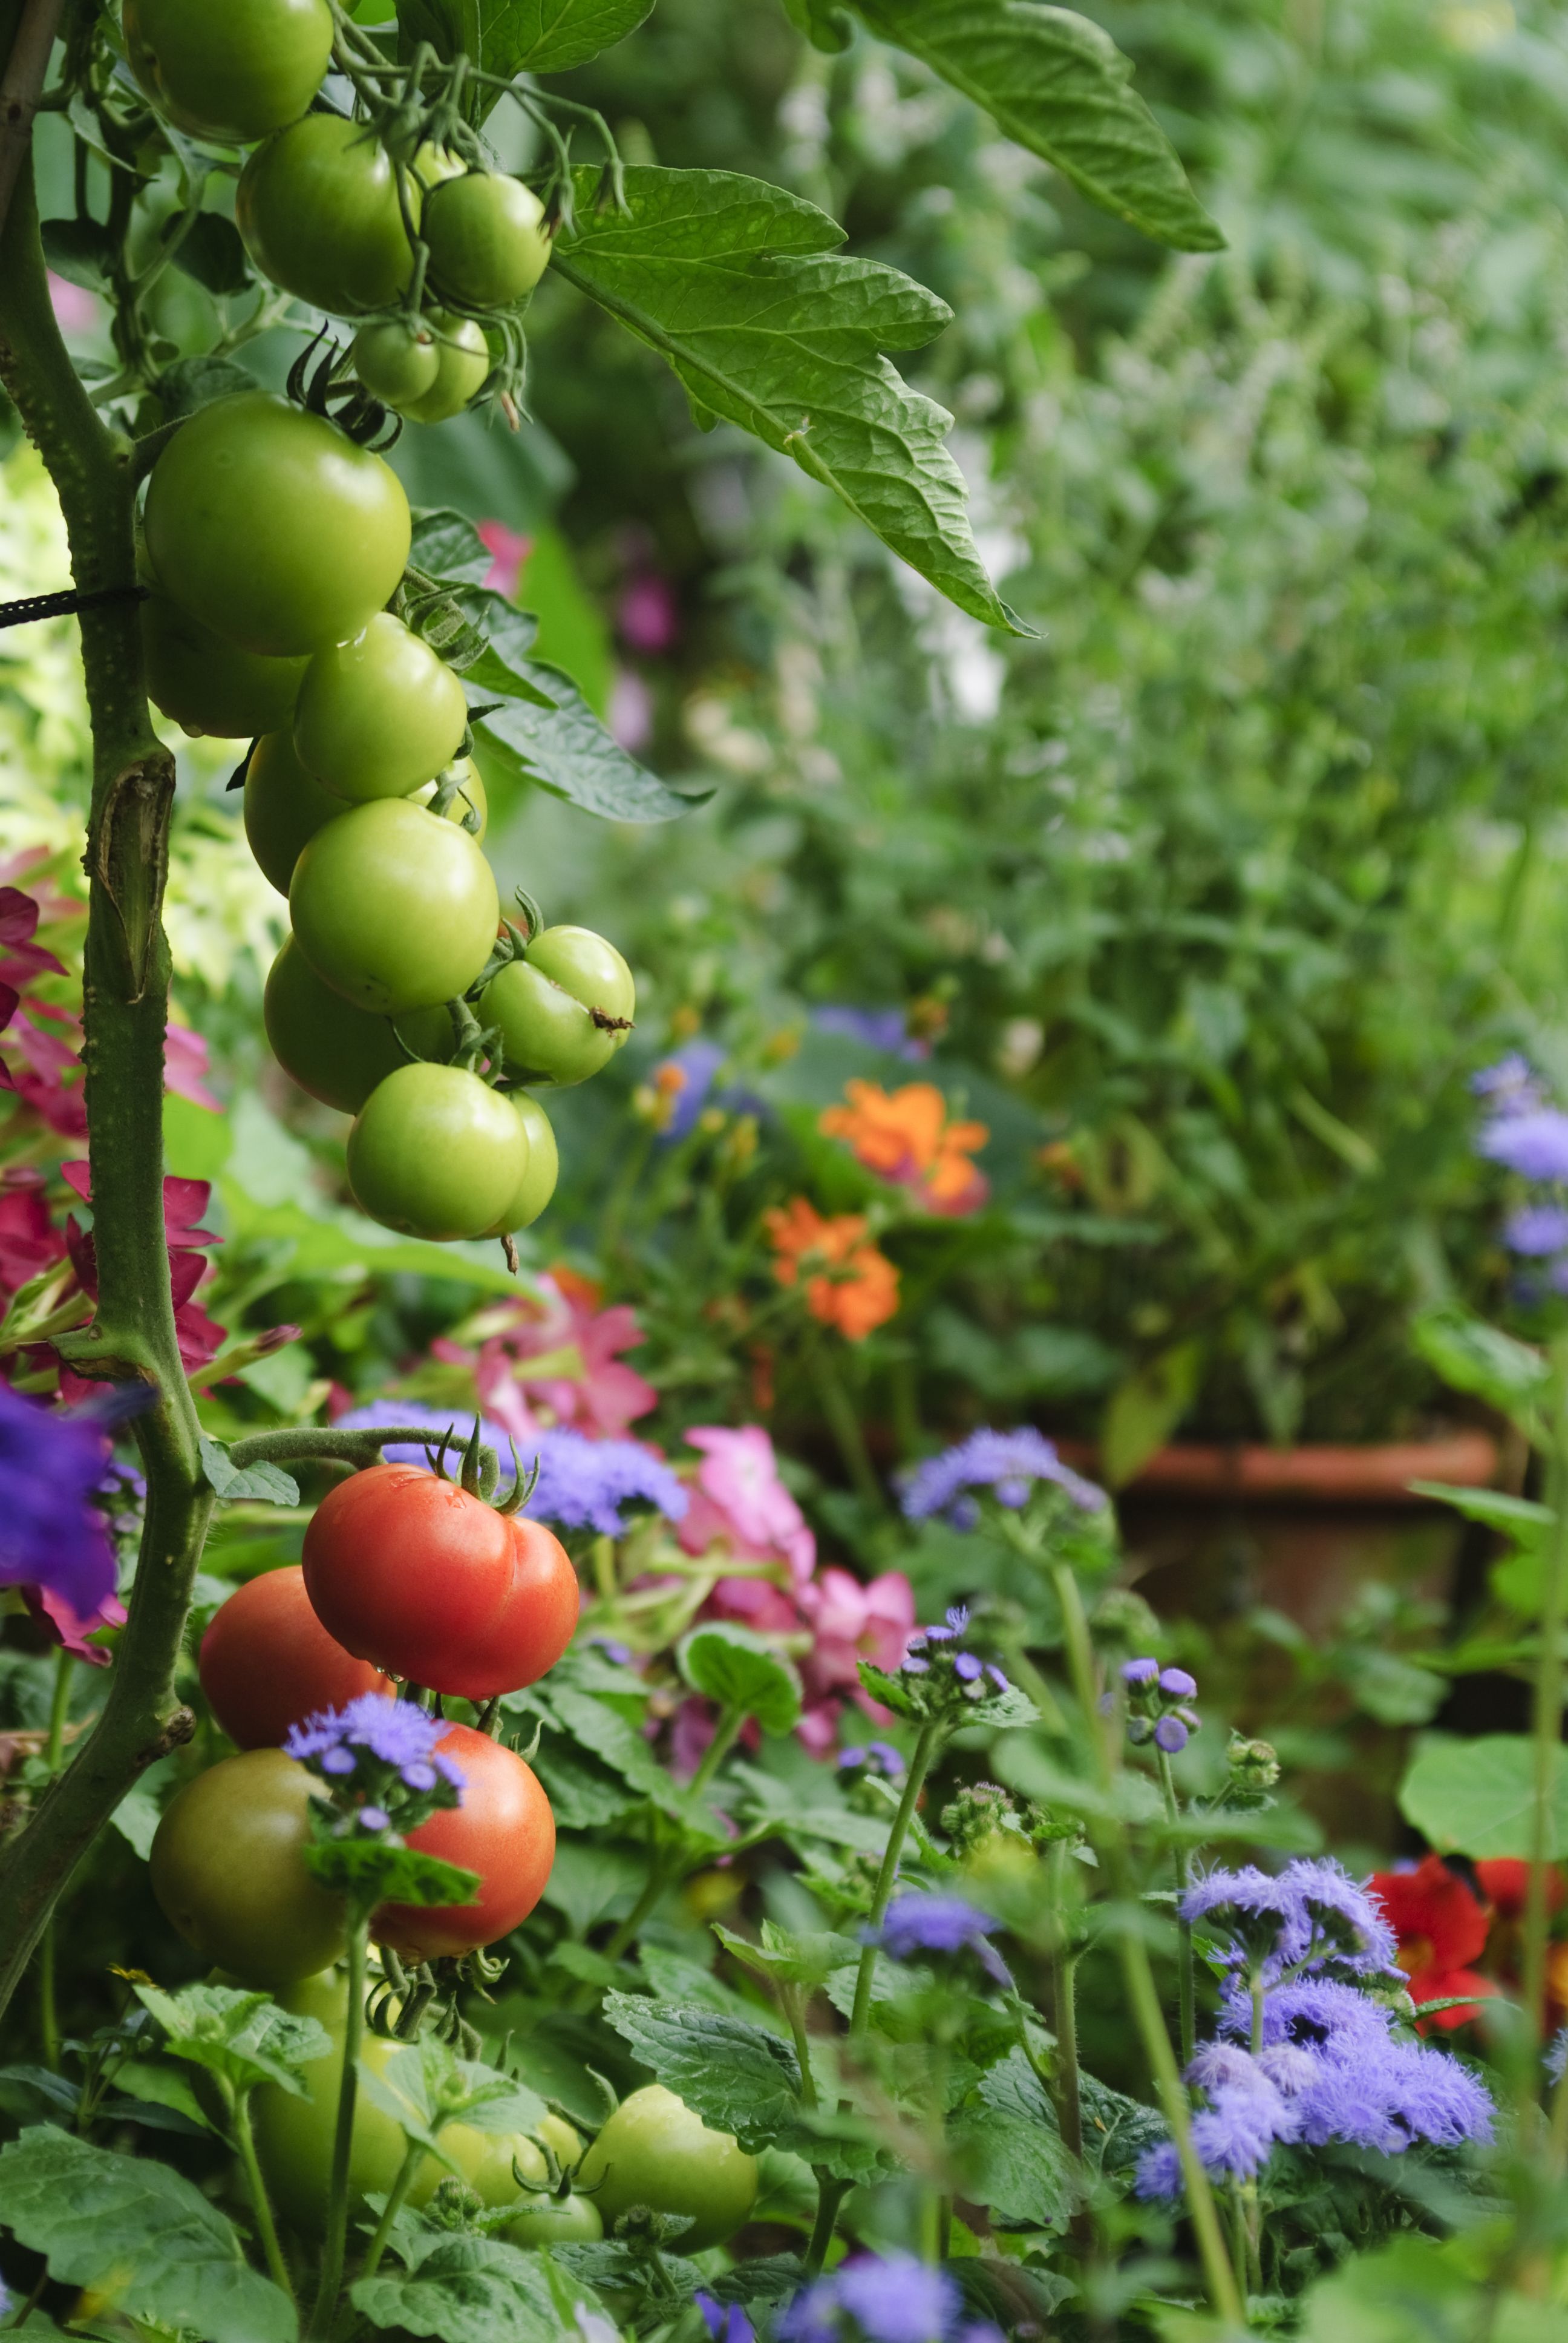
top-left (0, 27), bottom-right (213, 2027)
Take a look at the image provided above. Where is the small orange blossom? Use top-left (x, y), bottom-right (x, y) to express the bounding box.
top-left (762, 1196), bottom-right (900, 1340)
top-left (819, 1080), bottom-right (988, 1216)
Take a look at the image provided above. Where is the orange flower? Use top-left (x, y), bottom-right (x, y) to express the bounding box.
top-left (818, 1080), bottom-right (988, 1216)
top-left (763, 1196), bottom-right (900, 1341)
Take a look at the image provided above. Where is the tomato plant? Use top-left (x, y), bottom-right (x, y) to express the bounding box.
top-left (350, 317), bottom-right (440, 407)
top-left (237, 113), bottom-right (415, 315)
top-left (485, 1090), bottom-right (560, 1234)
top-left (252, 1971), bottom-right (441, 2232)
top-left (292, 614), bottom-right (469, 802)
top-left (198, 1565), bottom-right (394, 1748)
top-left (482, 924), bottom-right (635, 1088)
top-left (576, 2084), bottom-right (759, 2251)
top-left (139, 592), bottom-right (305, 741)
top-left (143, 392), bottom-right (412, 657)
top-left (287, 797), bottom-right (499, 1014)
top-left (375, 1723), bottom-right (556, 1958)
top-left (394, 312), bottom-right (491, 424)
top-left (422, 172), bottom-right (552, 309)
top-left (345, 1063), bottom-right (526, 1239)
top-left (301, 1463), bottom-right (579, 1699)
top-left (263, 937), bottom-right (449, 1117)
top-left (148, 1749), bottom-right (347, 1986)
top-left (245, 733), bottom-right (488, 899)
top-left (123, 0), bottom-right (332, 145)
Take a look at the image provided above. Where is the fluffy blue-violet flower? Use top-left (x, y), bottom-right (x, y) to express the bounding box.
top-left (1477, 1106), bottom-right (1568, 1184)
top-left (781, 2252), bottom-right (1001, 2343)
top-left (876, 1893), bottom-right (1011, 1987)
top-left (0, 1381), bottom-right (137, 1620)
top-left (900, 1427), bottom-right (1105, 1524)
top-left (337, 1401), bottom-right (687, 1535)
top-left (286, 1693), bottom-right (466, 1794)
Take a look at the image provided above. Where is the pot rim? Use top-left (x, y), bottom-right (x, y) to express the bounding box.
top-left (1053, 1429), bottom-right (1499, 1504)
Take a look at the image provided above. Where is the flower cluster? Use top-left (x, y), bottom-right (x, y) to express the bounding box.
top-left (337, 1402), bottom-right (688, 1539)
top-left (763, 1196), bottom-right (900, 1341)
top-left (900, 1426), bottom-right (1105, 1528)
top-left (900, 1604), bottom-right (1010, 1717)
top-left (1137, 1860), bottom-right (1493, 2198)
top-left (1361, 1853), bottom-right (1561, 2030)
top-left (0, 1381), bottom-right (123, 1622)
top-left (1122, 1656), bottom-right (1201, 1755)
top-left (818, 1079), bottom-right (989, 1216)
top-left (1471, 1056), bottom-right (1568, 1294)
top-left (780, 2253), bottom-right (1002, 2343)
top-left (876, 1892), bottom-right (1012, 1988)
top-left (284, 1694), bottom-right (465, 1837)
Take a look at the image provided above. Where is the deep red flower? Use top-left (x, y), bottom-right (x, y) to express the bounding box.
top-left (1474, 1858), bottom-right (1567, 1921)
top-left (60, 1163), bottom-right (225, 1373)
top-left (1368, 1854), bottom-right (1498, 2032)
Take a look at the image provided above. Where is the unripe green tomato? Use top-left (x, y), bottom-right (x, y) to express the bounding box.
top-left (351, 318), bottom-right (440, 407)
top-left (576, 2085), bottom-right (757, 2252)
top-left (141, 591), bottom-right (306, 739)
top-left (422, 172), bottom-right (552, 309)
top-left (264, 935), bottom-right (450, 1116)
top-left (246, 733), bottom-right (488, 899)
top-left (123, 0), bottom-right (332, 144)
top-left (347, 1063), bottom-right (525, 1239)
top-left (481, 925), bottom-right (634, 1087)
top-left (501, 2191), bottom-right (603, 2247)
top-left (289, 798), bottom-right (498, 1014)
top-left (253, 1972), bottom-right (446, 2233)
top-left (484, 1090), bottom-right (558, 1236)
top-left (144, 392), bottom-right (411, 657)
top-left (237, 115), bottom-right (415, 315)
top-left (394, 312), bottom-right (491, 424)
top-left (293, 614), bottom-right (469, 801)
top-left (149, 1749), bottom-right (347, 1987)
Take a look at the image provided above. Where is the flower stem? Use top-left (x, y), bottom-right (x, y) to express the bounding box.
top-left (309, 1922), bottom-right (367, 2341)
top-left (1045, 1839), bottom-right (1083, 2162)
top-left (1524, 1342), bottom-right (1568, 2051)
top-left (38, 1649), bottom-right (73, 2071)
top-left (812, 1338), bottom-right (886, 1515)
top-left (1156, 1746), bottom-right (1194, 2069)
top-left (848, 1720), bottom-right (940, 2043)
top-left (1049, 1561), bottom-right (1244, 2330)
top-left (359, 2138), bottom-right (427, 2282)
top-left (687, 1702), bottom-right (745, 1800)
top-left (232, 2089), bottom-right (295, 2305)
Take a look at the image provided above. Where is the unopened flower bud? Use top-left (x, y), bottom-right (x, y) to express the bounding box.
top-left (1226, 1733), bottom-right (1279, 1792)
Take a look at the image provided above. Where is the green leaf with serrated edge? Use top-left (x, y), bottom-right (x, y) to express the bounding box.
top-left (199, 1437), bottom-right (299, 1508)
top-left (135, 1981), bottom-right (331, 2099)
top-left (1410, 1309), bottom-right (1549, 1426)
top-left (712, 1919), bottom-right (859, 1987)
top-left (113, 2056), bottom-right (218, 2132)
top-left (303, 1838), bottom-right (479, 1909)
top-left (1077, 2074), bottom-right (1166, 2177)
top-left (601, 1993), bottom-right (802, 2147)
top-left (0, 2129), bottom-right (294, 2343)
top-left (530, 1683), bottom-right (698, 1818)
top-left (1408, 1481), bottom-right (1551, 1543)
top-left (396, 0), bottom-right (652, 87)
top-left (950, 2047), bottom-right (1082, 2226)
top-left (678, 1621), bottom-right (803, 1734)
top-left (352, 2233), bottom-right (583, 2341)
top-left (448, 588), bottom-right (557, 707)
top-left (1399, 1732), bottom-right (1568, 1861)
top-left (550, 166), bottom-right (1029, 635)
top-left (853, 0), bottom-right (1221, 252)
top-left (155, 352), bottom-right (261, 420)
top-left (474, 669), bottom-right (701, 822)
top-left (409, 508), bottom-right (495, 587)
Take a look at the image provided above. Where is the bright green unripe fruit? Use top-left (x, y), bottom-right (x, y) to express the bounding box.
top-left (485, 1092), bottom-right (559, 1235)
top-left (422, 172), bottom-right (552, 309)
top-left (289, 798), bottom-right (498, 1015)
top-left (481, 926), bottom-right (635, 1087)
top-left (293, 614), bottom-right (469, 801)
top-left (141, 592), bottom-right (306, 739)
top-left (124, 0), bottom-right (332, 144)
top-left (346, 1063), bottom-right (524, 1239)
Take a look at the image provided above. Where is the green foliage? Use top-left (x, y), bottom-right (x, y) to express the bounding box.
top-left (678, 1619), bottom-right (803, 1731)
top-left (1398, 1731), bottom-right (1568, 1860)
top-left (134, 1981), bottom-right (332, 2099)
top-left (352, 2234), bottom-right (603, 2342)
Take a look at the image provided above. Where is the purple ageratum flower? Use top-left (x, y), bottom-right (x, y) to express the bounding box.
top-left (1153, 1716), bottom-right (1188, 1754)
top-left (1289, 2033), bottom-right (1494, 2155)
top-left (0, 1383), bottom-right (122, 1621)
top-left (336, 1399), bottom-right (517, 1473)
top-left (286, 1694), bottom-right (466, 1794)
top-left (1549, 2027), bottom-right (1568, 2085)
top-left (782, 2255), bottom-right (961, 2343)
top-left (1472, 1054), bottom-right (1542, 1107)
top-left (519, 1426), bottom-right (688, 1536)
top-left (1158, 1667), bottom-right (1197, 1699)
top-left (867, 1740), bottom-right (904, 1775)
top-left (697, 2297), bottom-right (756, 2343)
top-left (813, 1007), bottom-right (928, 1063)
top-left (358, 1806), bottom-right (391, 1833)
top-left (877, 1893), bottom-right (1011, 1987)
top-left (1182, 1864), bottom-right (1299, 1960)
top-left (900, 1427), bottom-right (1106, 1524)
top-left (1221, 1973), bottom-right (1393, 2057)
top-left (1135, 2070), bottom-right (1296, 2196)
top-left (1478, 1107), bottom-right (1568, 1183)
top-left (1504, 1204), bottom-right (1568, 1257)
top-left (1122, 1656), bottom-right (1160, 1686)
top-left (1275, 1858), bottom-right (1400, 1979)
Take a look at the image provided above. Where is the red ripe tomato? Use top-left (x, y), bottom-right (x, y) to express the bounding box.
top-left (301, 1463), bottom-right (579, 1700)
top-left (376, 1723), bottom-right (554, 1959)
top-left (199, 1566), bottom-right (393, 1748)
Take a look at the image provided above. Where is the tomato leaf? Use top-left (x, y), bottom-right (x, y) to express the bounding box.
top-left (601, 1993), bottom-right (802, 2149)
top-left (304, 1839), bottom-right (480, 1910)
top-left (0, 2129), bottom-right (295, 2343)
top-left (352, 2233), bottom-right (594, 2339)
top-left (474, 670), bottom-right (702, 824)
top-left (1398, 1731), bottom-right (1568, 1861)
top-left (678, 1622), bottom-right (803, 1735)
top-left (550, 166), bottom-right (1030, 635)
top-left (394, 0), bottom-right (652, 107)
top-left (171, 212), bottom-right (252, 297)
top-left (852, 0), bottom-right (1221, 252)
top-left (134, 1981), bottom-right (332, 2101)
top-left (782, 0), bottom-right (856, 51)
top-left (409, 508), bottom-right (495, 588)
top-left (711, 1919), bottom-right (860, 1988)
top-left (198, 1437), bottom-right (299, 1508)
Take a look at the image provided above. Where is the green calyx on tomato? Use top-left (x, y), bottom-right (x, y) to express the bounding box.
top-left (144, 392), bottom-right (411, 657)
top-left (149, 1749), bottom-right (347, 1987)
top-left (123, 0), bottom-right (332, 145)
top-left (575, 2084), bottom-right (758, 2252)
top-left (422, 172), bottom-right (552, 310)
top-left (264, 936), bottom-right (451, 1117)
top-left (237, 115), bottom-right (415, 316)
top-left (293, 613), bottom-right (469, 801)
top-left (480, 924), bottom-right (635, 1088)
top-left (289, 796), bottom-right (498, 1014)
top-left (140, 591), bottom-right (306, 741)
top-left (345, 1062), bottom-right (525, 1239)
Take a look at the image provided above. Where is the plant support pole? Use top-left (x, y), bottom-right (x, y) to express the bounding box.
top-left (0, 8), bottom-right (213, 2028)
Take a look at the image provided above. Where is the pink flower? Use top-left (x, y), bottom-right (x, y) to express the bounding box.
top-left (678, 1426), bottom-right (815, 1589)
top-left (165, 1021), bottom-right (220, 1110)
top-left (617, 570), bottom-right (679, 656)
top-left (24, 1584), bottom-right (127, 1668)
top-left (436, 1267), bottom-right (656, 1443)
top-left (0, 1172), bottom-right (67, 1294)
top-left (60, 1164), bottom-right (226, 1374)
top-left (48, 274), bottom-right (97, 335)
top-left (477, 521), bottom-right (532, 603)
top-left (798, 1566), bottom-right (915, 1699)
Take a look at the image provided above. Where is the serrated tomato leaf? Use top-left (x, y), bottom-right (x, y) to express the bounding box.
top-left (551, 166), bottom-right (1029, 635)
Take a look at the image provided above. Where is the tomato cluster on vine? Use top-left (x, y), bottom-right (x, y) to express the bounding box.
top-left (127, 1), bottom-right (635, 1254)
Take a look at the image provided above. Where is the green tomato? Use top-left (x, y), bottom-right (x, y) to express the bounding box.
top-left (238, 114), bottom-right (415, 315)
top-left (253, 1973), bottom-right (447, 2233)
top-left (481, 925), bottom-right (634, 1087)
top-left (141, 591), bottom-right (306, 740)
top-left (576, 2085), bottom-right (757, 2253)
top-left (264, 934), bottom-right (450, 1115)
top-left (422, 172), bottom-right (552, 309)
top-left (396, 312), bottom-right (491, 424)
top-left (246, 732), bottom-right (488, 899)
top-left (123, 0), bottom-right (332, 144)
top-left (149, 1749), bottom-right (347, 1988)
top-left (144, 392), bottom-right (411, 657)
top-left (485, 1090), bottom-right (558, 1236)
top-left (500, 2192), bottom-right (603, 2248)
top-left (347, 1063), bottom-right (526, 1239)
top-left (289, 798), bottom-right (498, 1014)
top-left (351, 318), bottom-right (440, 408)
top-left (293, 614), bottom-right (469, 801)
